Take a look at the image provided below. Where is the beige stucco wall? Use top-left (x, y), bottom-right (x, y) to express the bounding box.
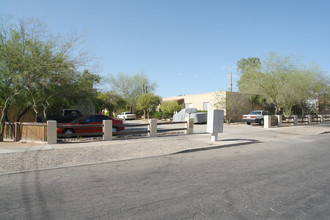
top-left (163, 91), bottom-right (254, 122)
top-left (163, 91), bottom-right (225, 111)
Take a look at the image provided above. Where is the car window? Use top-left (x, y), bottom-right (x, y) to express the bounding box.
top-left (95, 115), bottom-right (110, 123)
top-left (250, 111), bottom-right (261, 115)
top-left (82, 115), bottom-right (96, 123)
top-left (187, 108), bottom-right (198, 113)
top-left (71, 116), bottom-right (84, 123)
top-left (71, 111), bottom-right (81, 117)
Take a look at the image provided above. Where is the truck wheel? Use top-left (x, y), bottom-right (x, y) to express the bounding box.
top-left (64, 129), bottom-right (74, 134)
top-left (247, 122), bottom-right (251, 125)
top-left (260, 119), bottom-right (264, 125)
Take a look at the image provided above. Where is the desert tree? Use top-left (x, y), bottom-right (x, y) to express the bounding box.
top-left (0, 17), bottom-right (99, 139)
top-left (107, 72), bottom-right (157, 111)
top-left (136, 93), bottom-right (162, 119)
top-left (237, 53), bottom-right (328, 115)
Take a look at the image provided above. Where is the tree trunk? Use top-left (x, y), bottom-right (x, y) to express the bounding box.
top-left (43, 105), bottom-right (48, 122)
top-left (0, 98), bottom-right (11, 141)
top-left (300, 101), bottom-right (305, 117)
top-left (16, 106), bottom-right (31, 122)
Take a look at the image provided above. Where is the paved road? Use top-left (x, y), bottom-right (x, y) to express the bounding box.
top-left (1, 131), bottom-right (329, 219)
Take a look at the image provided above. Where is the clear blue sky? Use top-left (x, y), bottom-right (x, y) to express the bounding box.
top-left (1, 0), bottom-right (329, 98)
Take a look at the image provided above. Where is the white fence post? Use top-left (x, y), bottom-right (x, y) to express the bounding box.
top-left (47, 120), bottom-right (57, 144)
top-left (264, 115), bottom-right (271, 128)
top-left (185, 118), bottom-right (194, 134)
top-left (103, 120), bottom-right (112, 141)
top-left (320, 114), bottom-right (325, 123)
top-left (293, 115), bottom-right (298, 125)
top-left (276, 115), bottom-right (282, 127)
top-left (148, 119), bottom-right (157, 137)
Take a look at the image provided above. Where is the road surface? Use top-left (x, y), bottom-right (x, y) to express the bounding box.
top-left (1, 131), bottom-right (329, 219)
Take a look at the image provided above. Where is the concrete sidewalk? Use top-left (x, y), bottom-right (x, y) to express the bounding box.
top-left (0, 123), bottom-right (329, 174)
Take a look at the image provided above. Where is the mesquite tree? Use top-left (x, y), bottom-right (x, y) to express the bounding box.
top-left (237, 53), bottom-right (328, 115)
top-left (0, 18), bottom-right (99, 140)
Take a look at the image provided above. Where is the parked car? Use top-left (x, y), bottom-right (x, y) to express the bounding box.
top-left (57, 114), bottom-right (124, 135)
top-left (172, 108), bottom-right (207, 124)
top-left (117, 112), bottom-right (136, 120)
top-left (242, 110), bottom-right (275, 125)
top-left (36, 109), bottom-right (83, 123)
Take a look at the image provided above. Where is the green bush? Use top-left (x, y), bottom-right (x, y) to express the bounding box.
top-left (153, 112), bottom-right (163, 120)
top-left (160, 101), bottom-right (183, 117)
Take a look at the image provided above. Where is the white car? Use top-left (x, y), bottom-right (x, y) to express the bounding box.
top-left (242, 110), bottom-right (275, 125)
top-left (117, 112), bottom-right (136, 120)
top-left (172, 108), bottom-right (207, 124)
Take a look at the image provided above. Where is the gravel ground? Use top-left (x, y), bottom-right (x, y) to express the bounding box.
top-left (0, 122), bottom-right (329, 174)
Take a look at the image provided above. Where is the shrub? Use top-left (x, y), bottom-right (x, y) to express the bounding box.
top-left (160, 101), bottom-right (183, 117)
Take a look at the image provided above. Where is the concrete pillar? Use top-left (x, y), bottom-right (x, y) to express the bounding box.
top-left (264, 115), bottom-right (271, 128)
top-left (185, 118), bottom-right (194, 134)
top-left (307, 115), bottom-right (312, 124)
top-left (207, 110), bottom-right (224, 142)
top-left (320, 114), bottom-right (325, 123)
top-left (148, 119), bottom-right (157, 137)
top-left (47, 120), bottom-right (57, 144)
top-left (103, 120), bottom-right (112, 141)
top-left (293, 115), bottom-right (298, 125)
top-left (276, 115), bottom-right (282, 127)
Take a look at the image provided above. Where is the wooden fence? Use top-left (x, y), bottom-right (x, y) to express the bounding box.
top-left (4, 122), bottom-right (47, 142)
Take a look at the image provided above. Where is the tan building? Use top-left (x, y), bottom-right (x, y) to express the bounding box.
top-left (163, 91), bottom-right (254, 122)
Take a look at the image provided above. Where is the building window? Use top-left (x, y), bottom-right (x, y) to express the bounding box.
top-left (185, 103), bottom-right (192, 108)
top-left (203, 102), bottom-right (209, 111)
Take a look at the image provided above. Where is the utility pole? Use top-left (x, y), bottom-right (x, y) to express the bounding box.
top-left (230, 72), bottom-right (232, 92)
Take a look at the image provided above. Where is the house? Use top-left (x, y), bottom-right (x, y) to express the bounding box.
top-left (162, 91), bottom-right (255, 122)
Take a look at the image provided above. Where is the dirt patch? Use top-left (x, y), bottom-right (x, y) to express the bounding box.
top-left (0, 141), bottom-right (46, 149)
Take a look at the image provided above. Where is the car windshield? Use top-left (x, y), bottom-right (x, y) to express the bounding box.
top-left (71, 116), bottom-right (84, 123)
top-left (249, 111), bottom-right (262, 115)
top-left (186, 108), bottom-right (198, 113)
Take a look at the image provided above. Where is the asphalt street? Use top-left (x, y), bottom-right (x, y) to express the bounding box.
top-left (0, 130), bottom-right (329, 219)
